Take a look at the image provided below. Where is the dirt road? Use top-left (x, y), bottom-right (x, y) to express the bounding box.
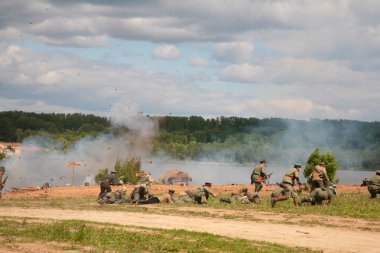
top-left (1, 207), bottom-right (378, 253)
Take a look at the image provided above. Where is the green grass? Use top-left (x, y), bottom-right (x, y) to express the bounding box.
top-left (0, 218), bottom-right (318, 253)
top-left (1, 192), bottom-right (379, 220)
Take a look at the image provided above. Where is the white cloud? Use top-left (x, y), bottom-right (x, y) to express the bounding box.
top-left (213, 42), bottom-right (254, 63)
top-left (152, 44), bottom-right (182, 60)
top-left (189, 56), bottom-right (209, 66)
top-left (220, 64), bottom-right (264, 83)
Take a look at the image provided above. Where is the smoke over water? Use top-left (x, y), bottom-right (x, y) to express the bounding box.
top-left (1, 114), bottom-right (371, 190)
top-left (2, 106), bottom-right (160, 190)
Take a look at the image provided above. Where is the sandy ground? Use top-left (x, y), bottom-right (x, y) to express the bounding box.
top-left (1, 184), bottom-right (378, 253)
top-left (0, 206), bottom-right (379, 253)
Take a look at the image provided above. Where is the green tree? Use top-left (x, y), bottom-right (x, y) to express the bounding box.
top-left (95, 168), bottom-right (108, 184)
top-left (114, 156), bottom-right (142, 184)
top-left (304, 148), bottom-right (339, 183)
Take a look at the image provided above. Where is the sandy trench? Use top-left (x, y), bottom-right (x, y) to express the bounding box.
top-left (0, 206), bottom-right (379, 253)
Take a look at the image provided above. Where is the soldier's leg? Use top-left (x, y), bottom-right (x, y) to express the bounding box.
top-left (368, 186), bottom-right (377, 199)
top-left (271, 191), bottom-right (289, 207)
top-left (290, 189), bottom-right (299, 206)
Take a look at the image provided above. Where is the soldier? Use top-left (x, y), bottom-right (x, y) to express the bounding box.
top-left (299, 184), bottom-right (337, 205)
top-left (98, 189), bottom-right (127, 205)
top-left (310, 162), bottom-right (329, 190)
top-left (361, 178), bottom-right (370, 187)
top-left (0, 166), bottom-right (7, 199)
top-left (368, 170), bottom-right (380, 199)
top-left (270, 186), bottom-right (288, 202)
top-left (130, 183), bottom-right (153, 204)
top-left (187, 182), bottom-right (217, 204)
top-left (174, 191), bottom-right (196, 204)
top-left (250, 160), bottom-right (268, 203)
top-left (271, 163), bottom-right (302, 207)
top-left (98, 171), bottom-right (119, 199)
top-left (138, 189), bottom-right (175, 204)
top-left (230, 186), bottom-right (251, 204)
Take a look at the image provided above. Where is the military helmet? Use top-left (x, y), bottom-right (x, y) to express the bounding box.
top-left (204, 182), bottom-right (212, 186)
top-left (168, 189), bottom-right (175, 194)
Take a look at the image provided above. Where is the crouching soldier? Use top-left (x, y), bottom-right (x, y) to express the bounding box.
top-left (186, 182), bottom-right (217, 204)
top-left (271, 163), bottom-right (302, 207)
top-left (299, 184), bottom-right (337, 205)
top-left (98, 189), bottom-right (127, 205)
top-left (230, 186), bottom-right (251, 204)
top-left (98, 171), bottom-right (119, 199)
top-left (130, 183), bottom-right (152, 204)
top-left (368, 170), bottom-right (380, 199)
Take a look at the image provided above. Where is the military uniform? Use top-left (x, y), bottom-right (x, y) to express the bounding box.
top-left (271, 164), bottom-right (302, 207)
top-left (98, 189), bottom-right (127, 205)
top-left (310, 163), bottom-right (329, 190)
top-left (250, 162), bottom-right (268, 193)
top-left (230, 187), bottom-right (251, 204)
top-left (189, 183), bottom-right (217, 204)
top-left (158, 193), bottom-right (175, 204)
top-left (130, 184), bottom-right (152, 204)
top-left (98, 172), bottom-right (118, 198)
top-left (0, 166), bottom-right (5, 199)
top-left (299, 186), bottom-right (336, 205)
top-left (368, 170), bottom-right (380, 199)
top-left (173, 193), bottom-right (196, 204)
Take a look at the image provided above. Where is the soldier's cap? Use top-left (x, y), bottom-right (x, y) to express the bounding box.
top-left (260, 160), bottom-right (266, 163)
top-left (294, 163), bottom-right (302, 168)
top-left (376, 170), bottom-right (380, 175)
top-left (204, 182), bottom-right (212, 186)
top-left (168, 189), bottom-right (175, 194)
top-left (319, 162), bottom-right (325, 166)
top-left (111, 171), bottom-right (117, 173)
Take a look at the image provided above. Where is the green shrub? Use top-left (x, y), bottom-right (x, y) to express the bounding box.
top-left (94, 168), bottom-right (108, 184)
top-left (304, 148), bottom-right (338, 183)
top-left (115, 156), bottom-right (142, 184)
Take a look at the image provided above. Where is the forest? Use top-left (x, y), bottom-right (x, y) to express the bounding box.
top-left (1, 111), bottom-right (380, 170)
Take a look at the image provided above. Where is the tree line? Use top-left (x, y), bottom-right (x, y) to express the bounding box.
top-left (1, 111), bottom-right (380, 170)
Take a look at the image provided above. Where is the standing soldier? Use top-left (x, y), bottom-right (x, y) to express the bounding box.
top-left (98, 171), bottom-right (118, 199)
top-left (271, 163), bottom-right (302, 207)
top-left (250, 160), bottom-right (268, 203)
top-left (0, 166), bottom-right (7, 199)
top-left (186, 182), bottom-right (217, 204)
top-left (310, 162), bottom-right (329, 190)
top-left (368, 170), bottom-right (380, 199)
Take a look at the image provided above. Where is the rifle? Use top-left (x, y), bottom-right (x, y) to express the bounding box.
top-left (265, 172), bottom-right (273, 185)
top-left (0, 176), bottom-right (8, 191)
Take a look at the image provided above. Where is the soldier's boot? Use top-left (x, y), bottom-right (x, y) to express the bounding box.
top-left (271, 196), bottom-right (288, 207)
top-left (253, 192), bottom-right (262, 204)
top-left (292, 197), bottom-right (299, 206)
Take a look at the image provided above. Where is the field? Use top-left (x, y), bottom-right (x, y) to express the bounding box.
top-left (0, 184), bottom-right (379, 253)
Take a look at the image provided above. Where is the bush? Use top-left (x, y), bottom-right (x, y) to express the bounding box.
top-left (304, 148), bottom-right (338, 183)
top-left (115, 156), bottom-right (142, 184)
top-left (94, 168), bottom-right (108, 184)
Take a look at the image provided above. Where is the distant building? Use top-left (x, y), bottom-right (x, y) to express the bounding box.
top-left (160, 168), bottom-right (192, 186)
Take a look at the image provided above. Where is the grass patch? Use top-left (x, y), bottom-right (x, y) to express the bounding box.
top-left (0, 218), bottom-right (318, 253)
top-left (2, 192), bottom-right (379, 220)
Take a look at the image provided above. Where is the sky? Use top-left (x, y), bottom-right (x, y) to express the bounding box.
top-left (1, 0), bottom-right (380, 122)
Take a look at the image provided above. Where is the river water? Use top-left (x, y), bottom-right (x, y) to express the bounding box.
top-left (145, 160), bottom-right (374, 186)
